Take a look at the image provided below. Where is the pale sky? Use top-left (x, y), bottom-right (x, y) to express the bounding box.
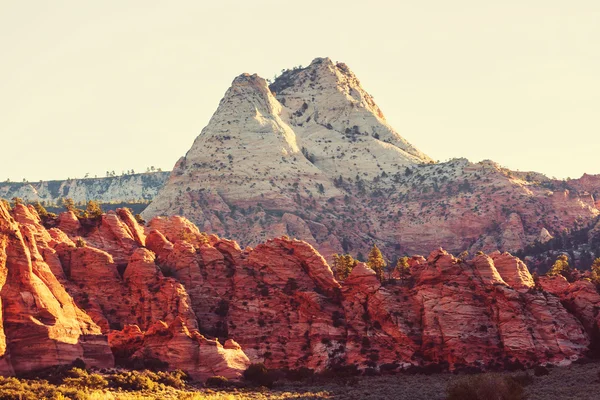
top-left (1, 1), bottom-right (599, 182)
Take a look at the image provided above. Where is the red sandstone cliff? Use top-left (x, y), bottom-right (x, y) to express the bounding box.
top-left (1, 202), bottom-right (599, 378)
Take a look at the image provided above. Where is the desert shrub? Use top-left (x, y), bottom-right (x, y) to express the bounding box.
top-left (447, 373), bottom-right (527, 400)
top-left (205, 376), bottom-right (230, 388)
top-left (155, 370), bottom-right (188, 389)
top-left (110, 370), bottom-right (157, 391)
top-left (243, 363), bottom-right (273, 387)
top-left (0, 376), bottom-right (89, 400)
top-left (62, 368), bottom-right (108, 390)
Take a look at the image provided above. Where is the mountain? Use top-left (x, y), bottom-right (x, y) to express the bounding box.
top-left (143, 58), bottom-right (600, 261)
top-left (2, 202), bottom-right (600, 377)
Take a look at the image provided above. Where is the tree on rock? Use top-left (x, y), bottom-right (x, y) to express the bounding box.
top-left (394, 256), bottom-right (411, 280)
top-left (11, 197), bottom-right (23, 207)
top-left (62, 198), bottom-right (76, 212)
top-left (547, 254), bottom-right (572, 281)
top-left (33, 202), bottom-right (48, 218)
top-left (367, 244), bottom-right (386, 282)
top-left (591, 258), bottom-right (600, 285)
top-left (86, 200), bottom-right (103, 218)
top-left (333, 253), bottom-right (358, 280)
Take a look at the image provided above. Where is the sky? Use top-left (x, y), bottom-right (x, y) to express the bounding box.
top-left (1, 1), bottom-right (599, 182)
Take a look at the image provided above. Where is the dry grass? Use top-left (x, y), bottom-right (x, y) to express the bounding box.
top-left (2, 362), bottom-right (600, 399)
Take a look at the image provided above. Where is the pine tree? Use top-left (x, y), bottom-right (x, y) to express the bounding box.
top-left (86, 200), bottom-right (103, 218)
top-left (591, 258), bottom-right (600, 285)
top-left (333, 253), bottom-right (357, 280)
top-left (547, 254), bottom-right (571, 281)
top-left (33, 202), bottom-right (48, 218)
top-left (62, 198), bottom-right (76, 212)
top-left (367, 244), bottom-right (386, 282)
top-left (395, 256), bottom-right (411, 279)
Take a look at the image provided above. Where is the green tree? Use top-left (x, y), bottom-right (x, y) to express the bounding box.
top-left (367, 244), bottom-right (386, 282)
top-left (86, 200), bottom-right (103, 218)
top-left (11, 197), bottom-right (23, 207)
top-left (547, 254), bottom-right (572, 281)
top-left (33, 202), bottom-right (48, 218)
top-left (395, 256), bottom-right (411, 279)
top-left (333, 253), bottom-right (357, 280)
top-left (591, 258), bottom-right (600, 285)
top-left (62, 198), bottom-right (86, 218)
top-left (62, 198), bottom-right (76, 212)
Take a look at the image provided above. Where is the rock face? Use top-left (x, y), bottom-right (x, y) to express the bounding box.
top-left (0, 202), bottom-right (113, 375)
top-left (0, 202), bottom-right (247, 379)
top-left (0, 172), bottom-right (168, 204)
top-left (2, 203), bottom-right (600, 377)
top-left (143, 57), bottom-right (600, 261)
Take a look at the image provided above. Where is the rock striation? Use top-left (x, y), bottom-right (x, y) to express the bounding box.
top-left (2, 202), bottom-right (599, 378)
top-left (142, 58), bottom-right (600, 261)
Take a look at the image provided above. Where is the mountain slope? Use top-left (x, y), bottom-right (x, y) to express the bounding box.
top-left (142, 58), bottom-right (599, 260)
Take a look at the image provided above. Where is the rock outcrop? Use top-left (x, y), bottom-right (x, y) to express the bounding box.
top-left (142, 58), bottom-right (600, 262)
top-left (0, 202), bottom-right (244, 378)
top-left (0, 202), bottom-right (113, 375)
top-left (1, 203), bottom-right (600, 377)
top-left (0, 172), bottom-right (169, 204)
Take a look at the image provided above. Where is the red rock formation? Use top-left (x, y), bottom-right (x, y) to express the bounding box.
top-left (110, 318), bottom-right (250, 380)
top-left (1, 203), bottom-right (600, 378)
top-left (139, 216), bottom-right (594, 372)
top-left (0, 204), bottom-right (247, 378)
top-left (0, 203), bottom-right (113, 375)
top-left (539, 276), bottom-right (600, 336)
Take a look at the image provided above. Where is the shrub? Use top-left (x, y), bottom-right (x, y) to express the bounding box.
top-left (155, 370), bottom-right (188, 389)
top-left (243, 363), bottom-right (273, 387)
top-left (63, 372), bottom-right (108, 390)
top-left (110, 371), bottom-right (157, 391)
top-left (205, 376), bottom-right (230, 388)
top-left (447, 373), bottom-right (527, 400)
top-left (0, 376), bottom-right (88, 400)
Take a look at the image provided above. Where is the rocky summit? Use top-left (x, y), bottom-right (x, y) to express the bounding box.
top-left (142, 58), bottom-right (600, 261)
top-left (2, 202), bottom-right (600, 378)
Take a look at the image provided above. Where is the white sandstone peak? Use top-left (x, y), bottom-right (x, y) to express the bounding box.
top-left (144, 57), bottom-right (433, 222)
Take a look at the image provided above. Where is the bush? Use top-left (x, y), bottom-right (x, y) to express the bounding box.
top-left (110, 371), bottom-right (157, 391)
top-left (447, 373), bottom-right (527, 400)
top-left (62, 368), bottom-right (108, 389)
top-left (533, 365), bottom-right (550, 377)
top-left (155, 370), bottom-right (188, 389)
top-left (243, 363), bottom-right (274, 388)
top-left (0, 376), bottom-right (89, 400)
top-left (205, 376), bottom-right (230, 388)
